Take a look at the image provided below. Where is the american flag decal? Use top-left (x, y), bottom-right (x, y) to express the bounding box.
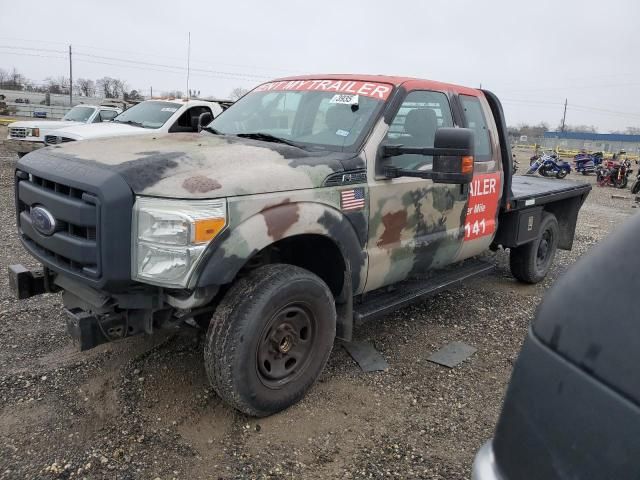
top-left (340, 187), bottom-right (365, 211)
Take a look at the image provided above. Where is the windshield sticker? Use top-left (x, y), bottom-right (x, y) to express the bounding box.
top-left (335, 129), bottom-right (350, 137)
top-left (330, 94), bottom-right (359, 105)
top-left (161, 107), bottom-right (178, 112)
top-left (254, 80), bottom-right (392, 100)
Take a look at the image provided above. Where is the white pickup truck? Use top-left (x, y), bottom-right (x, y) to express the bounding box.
top-left (42, 99), bottom-right (232, 146)
top-left (5, 104), bottom-right (123, 156)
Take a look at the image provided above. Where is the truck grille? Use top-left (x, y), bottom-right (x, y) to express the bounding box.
top-left (9, 127), bottom-right (27, 138)
top-left (16, 173), bottom-right (100, 278)
top-left (16, 151), bottom-right (134, 290)
top-left (44, 135), bottom-right (75, 145)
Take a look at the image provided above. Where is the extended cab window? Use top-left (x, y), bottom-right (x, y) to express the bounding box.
top-left (170, 106), bottom-right (212, 133)
top-left (460, 95), bottom-right (492, 161)
top-left (383, 90), bottom-right (454, 170)
top-left (98, 110), bottom-right (118, 122)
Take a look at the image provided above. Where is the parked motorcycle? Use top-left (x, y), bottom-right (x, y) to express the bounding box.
top-left (596, 159), bottom-right (632, 188)
top-left (527, 152), bottom-right (571, 179)
top-left (630, 169), bottom-right (640, 195)
top-left (573, 151), bottom-right (603, 175)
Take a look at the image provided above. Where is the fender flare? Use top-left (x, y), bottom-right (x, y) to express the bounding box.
top-left (193, 201), bottom-right (368, 294)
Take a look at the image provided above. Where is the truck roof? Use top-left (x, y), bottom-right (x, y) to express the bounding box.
top-left (270, 74), bottom-right (481, 96)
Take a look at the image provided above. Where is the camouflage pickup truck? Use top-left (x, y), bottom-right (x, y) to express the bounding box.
top-left (10, 75), bottom-right (591, 416)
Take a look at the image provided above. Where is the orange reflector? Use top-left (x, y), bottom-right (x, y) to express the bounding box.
top-left (194, 218), bottom-right (226, 243)
top-left (462, 156), bottom-right (474, 174)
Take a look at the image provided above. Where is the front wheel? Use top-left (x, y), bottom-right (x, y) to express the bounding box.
top-left (616, 176), bottom-right (628, 189)
top-left (510, 213), bottom-right (559, 284)
top-left (204, 264), bottom-right (336, 417)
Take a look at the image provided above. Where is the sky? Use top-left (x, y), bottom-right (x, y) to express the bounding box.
top-left (1, 0), bottom-right (639, 132)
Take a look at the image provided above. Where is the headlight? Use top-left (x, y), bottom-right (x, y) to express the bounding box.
top-left (27, 128), bottom-right (40, 137)
top-left (132, 197), bottom-right (227, 287)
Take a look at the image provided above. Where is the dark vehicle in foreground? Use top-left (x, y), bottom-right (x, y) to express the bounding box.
top-left (10, 74), bottom-right (591, 416)
top-left (472, 212), bottom-right (640, 480)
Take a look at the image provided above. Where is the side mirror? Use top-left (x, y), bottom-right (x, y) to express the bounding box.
top-left (382, 127), bottom-right (475, 184)
top-left (197, 112), bottom-right (214, 132)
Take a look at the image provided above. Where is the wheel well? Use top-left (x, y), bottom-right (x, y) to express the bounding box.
top-left (242, 234), bottom-right (346, 297)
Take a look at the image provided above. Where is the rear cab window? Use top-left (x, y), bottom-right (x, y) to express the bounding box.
top-left (459, 95), bottom-right (492, 161)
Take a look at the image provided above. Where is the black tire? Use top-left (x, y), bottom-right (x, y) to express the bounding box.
top-left (631, 179), bottom-right (640, 194)
top-left (204, 264), bottom-right (336, 417)
top-left (616, 176), bottom-right (628, 189)
top-left (17, 152), bottom-right (26, 158)
top-left (556, 169), bottom-right (568, 179)
top-left (510, 213), bottom-right (559, 284)
top-left (581, 170), bottom-right (588, 175)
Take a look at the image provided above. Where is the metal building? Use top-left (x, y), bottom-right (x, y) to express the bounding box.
top-left (543, 131), bottom-right (640, 154)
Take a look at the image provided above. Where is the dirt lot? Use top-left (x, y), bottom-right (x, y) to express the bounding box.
top-left (0, 131), bottom-right (636, 479)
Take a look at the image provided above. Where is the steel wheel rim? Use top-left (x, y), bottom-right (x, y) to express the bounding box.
top-left (256, 303), bottom-right (316, 389)
top-left (536, 228), bottom-right (554, 270)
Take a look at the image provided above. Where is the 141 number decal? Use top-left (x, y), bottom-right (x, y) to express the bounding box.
top-left (464, 219), bottom-right (487, 238)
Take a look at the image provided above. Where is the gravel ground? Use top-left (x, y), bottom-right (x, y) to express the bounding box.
top-left (0, 132), bottom-right (636, 479)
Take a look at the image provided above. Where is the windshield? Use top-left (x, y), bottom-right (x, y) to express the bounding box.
top-left (209, 79), bottom-right (393, 151)
top-left (113, 101), bottom-right (180, 129)
top-left (63, 106), bottom-right (96, 122)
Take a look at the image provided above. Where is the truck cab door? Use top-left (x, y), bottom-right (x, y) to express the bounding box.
top-left (364, 89), bottom-right (469, 292)
top-left (453, 93), bottom-right (503, 261)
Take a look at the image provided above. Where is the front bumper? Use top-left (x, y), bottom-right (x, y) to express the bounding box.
top-left (9, 264), bottom-right (169, 351)
top-left (471, 441), bottom-right (505, 480)
top-left (3, 138), bottom-right (44, 154)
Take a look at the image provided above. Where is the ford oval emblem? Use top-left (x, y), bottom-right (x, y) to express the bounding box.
top-left (30, 206), bottom-right (57, 236)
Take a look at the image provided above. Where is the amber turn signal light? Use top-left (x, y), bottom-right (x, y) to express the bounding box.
top-left (461, 156), bottom-right (474, 174)
top-left (194, 218), bottom-right (226, 243)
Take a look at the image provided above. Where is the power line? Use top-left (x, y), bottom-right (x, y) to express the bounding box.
top-left (73, 51), bottom-right (270, 80)
top-left (0, 36), bottom-right (295, 75)
top-left (0, 50), bottom-right (67, 60)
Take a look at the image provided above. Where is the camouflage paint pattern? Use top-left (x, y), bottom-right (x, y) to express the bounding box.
top-left (36, 76), bottom-right (504, 297)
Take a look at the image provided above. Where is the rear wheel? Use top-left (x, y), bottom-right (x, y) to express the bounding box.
top-left (631, 179), bottom-right (640, 194)
top-left (556, 169), bottom-right (568, 179)
top-left (204, 264), bottom-right (336, 417)
top-left (510, 213), bottom-right (559, 284)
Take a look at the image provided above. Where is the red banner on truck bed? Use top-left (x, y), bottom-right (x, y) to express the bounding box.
top-left (253, 79), bottom-right (393, 100)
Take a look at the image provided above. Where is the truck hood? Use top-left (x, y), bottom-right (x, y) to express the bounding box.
top-left (36, 133), bottom-right (361, 198)
top-left (49, 122), bottom-right (156, 140)
top-left (11, 120), bottom-right (83, 131)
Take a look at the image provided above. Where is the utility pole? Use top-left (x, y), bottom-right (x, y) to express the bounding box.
top-left (69, 44), bottom-right (73, 107)
top-left (561, 98), bottom-right (567, 132)
top-left (186, 32), bottom-right (191, 100)
top-left (150, 86), bottom-right (153, 99)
